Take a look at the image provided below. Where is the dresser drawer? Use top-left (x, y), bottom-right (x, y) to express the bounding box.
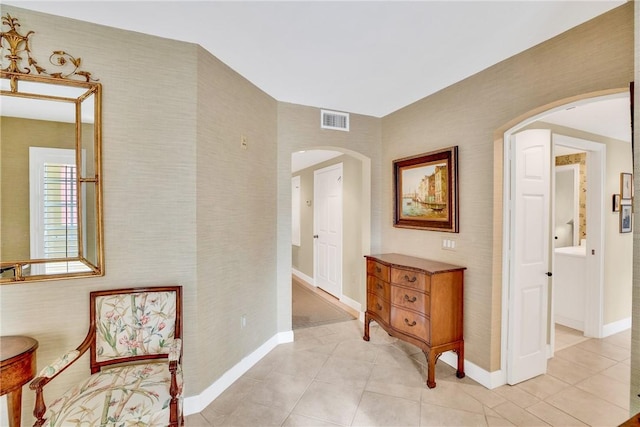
top-left (367, 260), bottom-right (390, 281)
top-left (391, 268), bottom-right (429, 293)
top-left (391, 306), bottom-right (430, 341)
top-left (391, 286), bottom-right (430, 315)
top-left (367, 292), bottom-right (390, 324)
top-left (367, 276), bottom-right (390, 300)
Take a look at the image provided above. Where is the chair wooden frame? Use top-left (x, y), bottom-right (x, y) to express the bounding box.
top-left (30, 286), bottom-right (183, 427)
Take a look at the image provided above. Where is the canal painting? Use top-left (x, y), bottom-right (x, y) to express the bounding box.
top-left (393, 146), bottom-right (459, 232)
top-left (400, 162), bottom-right (448, 220)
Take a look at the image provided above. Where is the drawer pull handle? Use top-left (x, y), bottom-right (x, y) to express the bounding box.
top-left (376, 282), bottom-right (384, 290)
top-left (376, 303), bottom-right (383, 310)
top-left (404, 275), bottom-right (417, 283)
top-left (376, 266), bottom-right (382, 273)
top-left (404, 318), bottom-right (417, 327)
top-left (404, 294), bottom-right (417, 303)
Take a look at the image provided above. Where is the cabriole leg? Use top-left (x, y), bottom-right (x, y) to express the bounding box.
top-left (455, 343), bottom-right (465, 379)
top-left (423, 350), bottom-right (438, 388)
top-left (363, 313), bottom-right (371, 341)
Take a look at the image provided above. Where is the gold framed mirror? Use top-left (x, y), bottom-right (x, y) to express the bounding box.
top-left (0, 13), bottom-right (103, 283)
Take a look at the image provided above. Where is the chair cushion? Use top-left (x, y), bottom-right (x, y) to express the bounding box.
top-left (43, 361), bottom-right (183, 426)
top-left (95, 290), bottom-right (178, 363)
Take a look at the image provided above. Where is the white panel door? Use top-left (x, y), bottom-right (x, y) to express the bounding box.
top-left (508, 129), bottom-right (551, 385)
top-left (314, 163), bottom-right (343, 298)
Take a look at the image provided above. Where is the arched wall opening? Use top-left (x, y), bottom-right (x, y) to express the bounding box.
top-left (290, 146), bottom-right (372, 318)
top-left (492, 87), bottom-right (633, 384)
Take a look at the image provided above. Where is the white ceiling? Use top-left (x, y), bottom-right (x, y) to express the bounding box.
top-left (3, 0), bottom-right (626, 118)
top-left (292, 150), bottom-right (342, 173)
top-left (4, 1), bottom-right (631, 172)
top-left (541, 95), bottom-right (632, 143)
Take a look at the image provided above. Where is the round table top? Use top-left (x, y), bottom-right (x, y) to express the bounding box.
top-left (0, 336), bottom-right (38, 365)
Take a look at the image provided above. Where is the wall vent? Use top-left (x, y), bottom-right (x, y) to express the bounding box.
top-left (321, 110), bottom-right (349, 131)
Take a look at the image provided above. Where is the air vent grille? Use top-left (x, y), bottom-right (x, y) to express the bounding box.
top-left (321, 110), bottom-right (349, 131)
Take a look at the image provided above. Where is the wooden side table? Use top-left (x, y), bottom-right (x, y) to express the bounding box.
top-left (1, 336), bottom-right (38, 427)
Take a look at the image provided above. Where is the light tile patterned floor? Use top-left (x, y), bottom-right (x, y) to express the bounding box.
top-left (186, 321), bottom-right (632, 426)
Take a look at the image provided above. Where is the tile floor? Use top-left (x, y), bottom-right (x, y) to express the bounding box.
top-left (185, 321), bottom-right (633, 426)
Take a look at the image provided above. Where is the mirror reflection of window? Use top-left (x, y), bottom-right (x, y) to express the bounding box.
top-left (29, 147), bottom-right (89, 274)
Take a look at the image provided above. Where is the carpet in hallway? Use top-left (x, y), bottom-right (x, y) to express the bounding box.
top-left (292, 279), bottom-right (355, 329)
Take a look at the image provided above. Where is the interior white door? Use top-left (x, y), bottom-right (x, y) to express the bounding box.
top-left (314, 163), bottom-right (343, 298)
top-left (508, 129), bottom-right (551, 385)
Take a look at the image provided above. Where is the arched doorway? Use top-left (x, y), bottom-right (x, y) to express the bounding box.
top-left (290, 148), bottom-right (371, 326)
top-left (497, 89), bottom-right (633, 384)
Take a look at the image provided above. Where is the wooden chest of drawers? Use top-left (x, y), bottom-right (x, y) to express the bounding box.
top-left (363, 253), bottom-right (465, 388)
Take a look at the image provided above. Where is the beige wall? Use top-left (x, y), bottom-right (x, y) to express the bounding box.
top-left (601, 133), bottom-right (633, 326)
top-left (0, 4), bottom-right (276, 424)
top-left (292, 168), bottom-right (314, 276)
top-left (292, 154), bottom-right (364, 303)
top-left (630, 1), bottom-right (640, 416)
top-left (1, 117), bottom-right (76, 261)
top-left (381, 3), bottom-right (633, 372)
top-left (195, 47), bottom-right (278, 393)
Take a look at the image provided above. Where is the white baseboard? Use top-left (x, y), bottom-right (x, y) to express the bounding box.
top-left (183, 330), bottom-right (294, 416)
top-left (183, 328), bottom-right (509, 417)
top-left (339, 294), bottom-right (363, 321)
top-left (292, 269), bottom-right (364, 321)
top-left (439, 351), bottom-right (506, 390)
top-left (292, 268), bottom-right (314, 286)
top-left (555, 315), bottom-right (584, 332)
top-left (602, 317), bottom-right (631, 337)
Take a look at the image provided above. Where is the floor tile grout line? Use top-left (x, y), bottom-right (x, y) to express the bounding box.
top-left (527, 393), bottom-right (587, 427)
top-left (189, 319), bottom-right (631, 426)
top-left (281, 331), bottom-right (360, 427)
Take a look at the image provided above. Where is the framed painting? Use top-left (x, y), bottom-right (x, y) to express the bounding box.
top-left (621, 172), bottom-right (633, 199)
top-left (393, 146), bottom-right (459, 232)
top-left (612, 194), bottom-right (621, 212)
top-left (620, 203), bottom-right (632, 233)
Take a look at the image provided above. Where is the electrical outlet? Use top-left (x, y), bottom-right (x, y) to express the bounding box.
top-left (241, 135), bottom-right (248, 150)
top-left (442, 239), bottom-right (456, 250)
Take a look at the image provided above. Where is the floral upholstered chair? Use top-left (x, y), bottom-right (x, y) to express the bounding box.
top-left (30, 286), bottom-right (183, 427)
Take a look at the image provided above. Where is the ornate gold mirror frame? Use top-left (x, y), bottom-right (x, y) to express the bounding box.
top-left (0, 13), bottom-right (103, 283)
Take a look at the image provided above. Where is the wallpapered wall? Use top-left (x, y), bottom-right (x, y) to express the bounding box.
top-left (381, 3), bottom-right (633, 371)
top-left (0, 4), bottom-right (278, 423)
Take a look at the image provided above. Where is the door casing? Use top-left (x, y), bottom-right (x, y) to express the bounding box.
top-left (501, 94), bottom-right (611, 384)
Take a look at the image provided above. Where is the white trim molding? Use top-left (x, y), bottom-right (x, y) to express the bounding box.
top-left (183, 330), bottom-right (294, 416)
top-left (339, 294), bottom-right (364, 322)
top-left (292, 268), bottom-right (314, 287)
top-left (440, 352), bottom-right (506, 390)
top-left (602, 317), bottom-right (632, 337)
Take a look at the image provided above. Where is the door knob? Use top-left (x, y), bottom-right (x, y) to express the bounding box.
top-left (313, 235), bottom-right (319, 239)
top-left (546, 272), bottom-right (553, 277)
